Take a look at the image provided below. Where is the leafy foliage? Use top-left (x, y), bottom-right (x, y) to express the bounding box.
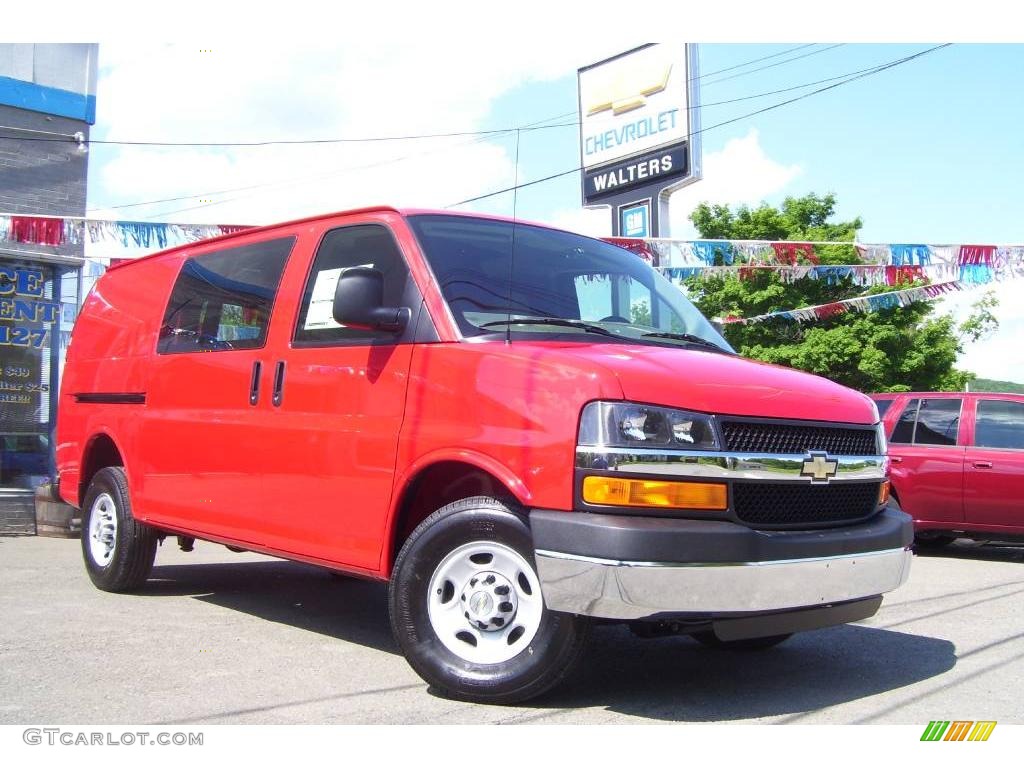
top-left (970, 377), bottom-right (1024, 394)
top-left (684, 193), bottom-right (992, 393)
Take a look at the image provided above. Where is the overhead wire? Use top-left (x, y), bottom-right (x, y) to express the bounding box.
top-left (81, 45), bottom-right (839, 214)
top-left (445, 44), bottom-right (952, 208)
top-left (700, 43), bottom-right (847, 86)
top-left (81, 44), bottom-right (882, 217)
top-left (695, 43), bottom-right (818, 79)
top-left (87, 112), bottom-right (579, 216)
top-left (136, 113), bottom-right (577, 220)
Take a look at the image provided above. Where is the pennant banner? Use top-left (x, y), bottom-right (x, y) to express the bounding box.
top-left (3, 214), bottom-right (1023, 289)
top-left (0, 214), bottom-right (252, 259)
top-left (602, 237), bottom-right (1024, 285)
top-left (723, 281), bottom-right (963, 325)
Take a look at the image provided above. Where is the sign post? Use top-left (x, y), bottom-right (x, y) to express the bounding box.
top-left (578, 44), bottom-right (702, 237)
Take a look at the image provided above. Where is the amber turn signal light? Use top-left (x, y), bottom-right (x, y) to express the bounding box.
top-left (878, 480), bottom-right (891, 506)
top-left (582, 476), bottom-right (728, 510)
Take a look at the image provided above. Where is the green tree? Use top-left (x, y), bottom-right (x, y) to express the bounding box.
top-left (684, 193), bottom-right (995, 392)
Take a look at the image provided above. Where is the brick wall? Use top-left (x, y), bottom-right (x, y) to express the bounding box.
top-left (0, 103), bottom-right (89, 259)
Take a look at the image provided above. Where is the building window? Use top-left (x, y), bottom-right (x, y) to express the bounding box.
top-left (0, 259), bottom-right (79, 492)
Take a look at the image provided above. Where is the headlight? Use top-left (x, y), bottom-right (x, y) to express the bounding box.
top-left (578, 401), bottom-right (719, 450)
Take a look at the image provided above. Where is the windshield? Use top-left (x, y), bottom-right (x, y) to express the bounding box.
top-left (407, 214), bottom-right (734, 353)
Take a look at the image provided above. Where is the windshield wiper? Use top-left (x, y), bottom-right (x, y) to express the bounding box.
top-left (640, 331), bottom-right (731, 353)
top-left (479, 317), bottom-right (620, 339)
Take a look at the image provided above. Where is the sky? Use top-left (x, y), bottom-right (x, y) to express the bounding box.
top-left (77, 34), bottom-right (1024, 382)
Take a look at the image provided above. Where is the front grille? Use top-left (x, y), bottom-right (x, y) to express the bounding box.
top-left (732, 481), bottom-right (880, 528)
top-left (721, 420), bottom-right (877, 455)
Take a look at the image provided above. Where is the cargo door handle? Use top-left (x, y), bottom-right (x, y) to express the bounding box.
top-left (890, 456), bottom-right (902, 463)
top-left (272, 361), bottom-right (285, 407)
top-left (972, 460), bottom-right (993, 469)
top-left (249, 361), bottom-right (262, 405)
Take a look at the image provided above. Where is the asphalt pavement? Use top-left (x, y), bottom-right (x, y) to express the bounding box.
top-left (2, 535), bottom-right (1022, 725)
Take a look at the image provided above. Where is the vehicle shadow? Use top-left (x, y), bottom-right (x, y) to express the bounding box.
top-left (144, 559), bottom-right (955, 722)
top-left (146, 559), bottom-right (399, 655)
top-left (916, 540), bottom-right (1024, 563)
top-left (520, 622), bottom-right (957, 722)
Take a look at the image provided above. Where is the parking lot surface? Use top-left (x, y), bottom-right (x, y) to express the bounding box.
top-left (2, 535), bottom-right (1022, 725)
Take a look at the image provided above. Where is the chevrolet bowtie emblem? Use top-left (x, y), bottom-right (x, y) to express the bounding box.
top-left (800, 453), bottom-right (839, 483)
top-left (586, 62), bottom-right (673, 116)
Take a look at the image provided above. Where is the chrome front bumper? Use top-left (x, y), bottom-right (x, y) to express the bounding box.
top-left (534, 545), bottom-right (912, 620)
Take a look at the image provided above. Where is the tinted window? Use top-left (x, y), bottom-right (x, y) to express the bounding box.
top-left (158, 237), bottom-right (294, 354)
top-left (890, 399), bottom-right (918, 444)
top-left (915, 399), bottom-right (962, 445)
top-left (874, 399), bottom-right (894, 418)
top-left (889, 398), bottom-right (962, 445)
top-left (975, 399), bottom-right (1024, 449)
top-left (294, 224), bottom-right (409, 345)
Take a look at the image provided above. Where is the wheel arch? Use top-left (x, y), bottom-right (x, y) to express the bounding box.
top-left (79, 432), bottom-right (126, 506)
top-left (382, 454), bottom-right (530, 577)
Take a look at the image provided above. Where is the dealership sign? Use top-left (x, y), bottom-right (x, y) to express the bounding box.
top-left (583, 144), bottom-right (687, 200)
top-left (578, 44), bottom-right (701, 235)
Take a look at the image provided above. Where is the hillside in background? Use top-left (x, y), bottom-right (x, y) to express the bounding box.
top-left (971, 378), bottom-right (1024, 394)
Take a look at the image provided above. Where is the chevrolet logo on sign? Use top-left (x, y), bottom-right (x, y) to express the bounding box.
top-left (586, 62), bottom-right (673, 116)
top-left (800, 453), bottom-right (839, 483)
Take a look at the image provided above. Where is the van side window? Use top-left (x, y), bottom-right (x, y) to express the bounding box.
top-left (294, 224), bottom-right (410, 345)
top-left (158, 237), bottom-right (294, 354)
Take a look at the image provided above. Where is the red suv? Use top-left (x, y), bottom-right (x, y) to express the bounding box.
top-left (871, 391), bottom-right (1024, 546)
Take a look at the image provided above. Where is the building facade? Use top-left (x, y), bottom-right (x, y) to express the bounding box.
top-left (0, 44), bottom-right (96, 534)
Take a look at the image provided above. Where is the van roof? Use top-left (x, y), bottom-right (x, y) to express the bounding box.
top-left (104, 206), bottom-right (563, 271)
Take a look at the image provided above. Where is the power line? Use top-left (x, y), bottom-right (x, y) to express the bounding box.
top-left (696, 43), bottom-right (818, 80)
top-left (136, 113), bottom-right (577, 220)
top-left (83, 50), bottom-right (942, 212)
top-left (699, 50), bottom-right (936, 109)
top-left (700, 43), bottom-right (847, 86)
top-left (89, 112), bottom-right (577, 216)
top-left (82, 44), bottom-right (883, 217)
top-left (20, 47), bottom-right (825, 152)
top-left (1, 120), bottom-right (577, 149)
top-left (446, 44), bottom-right (952, 208)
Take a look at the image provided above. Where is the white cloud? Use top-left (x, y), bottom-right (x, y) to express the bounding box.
top-left (89, 41), bottom-right (628, 225)
top-left (543, 128), bottom-right (802, 238)
top-left (667, 129), bottom-right (803, 237)
top-left (545, 207), bottom-right (612, 238)
top-left (937, 282), bottom-right (1024, 383)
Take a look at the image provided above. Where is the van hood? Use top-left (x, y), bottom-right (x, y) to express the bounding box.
top-left (517, 341), bottom-right (877, 425)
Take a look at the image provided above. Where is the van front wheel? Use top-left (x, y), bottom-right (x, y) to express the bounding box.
top-left (389, 497), bottom-right (589, 704)
top-left (81, 466), bottom-right (158, 592)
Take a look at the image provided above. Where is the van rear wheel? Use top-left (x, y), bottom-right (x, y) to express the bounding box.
top-left (81, 466), bottom-right (158, 592)
top-left (388, 496), bottom-right (589, 704)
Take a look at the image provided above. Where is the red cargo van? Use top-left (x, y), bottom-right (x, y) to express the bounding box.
top-left (57, 208), bottom-right (912, 703)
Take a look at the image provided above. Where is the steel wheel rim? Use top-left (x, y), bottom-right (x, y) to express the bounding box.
top-left (88, 492), bottom-right (117, 566)
top-left (427, 540), bottom-right (544, 665)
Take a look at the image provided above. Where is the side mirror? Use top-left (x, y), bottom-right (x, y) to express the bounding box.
top-left (332, 267), bottom-right (411, 333)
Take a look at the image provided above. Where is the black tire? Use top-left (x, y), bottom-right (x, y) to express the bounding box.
top-left (389, 496), bottom-right (589, 704)
top-left (914, 534), bottom-right (956, 550)
top-left (80, 466), bottom-right (158, 592)
top-left (693, 631), bottom-right (793, 650)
